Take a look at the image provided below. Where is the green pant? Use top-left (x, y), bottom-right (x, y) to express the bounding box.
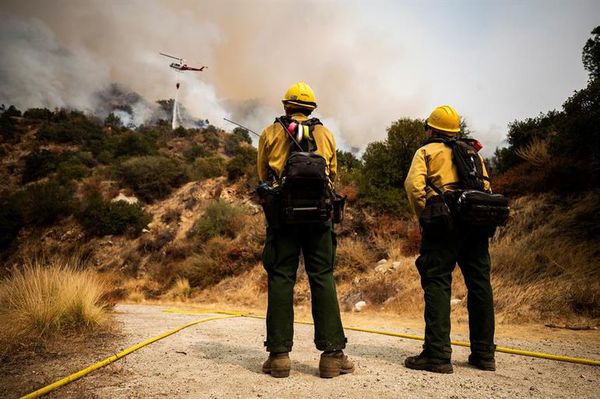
top-left (262, 221), bottom-right (347, 353)
top-left (416, 226), bottom-right (496, 360)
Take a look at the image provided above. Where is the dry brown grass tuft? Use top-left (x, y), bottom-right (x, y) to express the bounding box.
top-left (515, 137), bottom-right (551, 167)
top-left (335, 237), bottom-right (377, 282)
top-left (0, 259), bottom-right (109, 352)
top-left (166, 277), bottom-right (193, 301)
top-left (490, 192), bottom-right (600, 322)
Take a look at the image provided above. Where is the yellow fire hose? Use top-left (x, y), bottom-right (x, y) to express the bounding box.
top-left (19, 308), bottom-right (599, 399)
top-left (163, 309), bottom-right (600, 366)
top-left (19, 313), bottom-right (240, 399)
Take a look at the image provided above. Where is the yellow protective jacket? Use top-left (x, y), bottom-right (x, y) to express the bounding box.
top-left (257, 113), bottom-right (337, 183)
top-left (404, 141), bottom-right (491, 218)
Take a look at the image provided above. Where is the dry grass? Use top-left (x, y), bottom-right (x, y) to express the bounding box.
top-left (515, 137), bottom-right (551, 167)
top-left (167, 277), bottom-right (193, 301)
top-left (489, 192), bottom-right (600, 322)
top-left (0, 259), bottom-right (109, 353)
top-left (335, 237), bottom-right (377, 282)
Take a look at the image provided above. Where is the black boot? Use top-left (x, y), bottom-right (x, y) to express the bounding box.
top-left (468, 354), bottom-right (496, 371)
top-left (405, 352), bottom-right (453, 374)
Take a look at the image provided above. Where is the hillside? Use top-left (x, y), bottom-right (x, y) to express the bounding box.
top-left (0, 107), bottom-right (598, 329)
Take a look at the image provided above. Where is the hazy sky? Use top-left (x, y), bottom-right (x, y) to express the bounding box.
top-left (0, 0), bottom-right (598, 155)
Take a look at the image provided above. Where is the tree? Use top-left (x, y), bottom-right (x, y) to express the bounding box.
top-left (583, 26), bottom-right (600, 81)
top-left (232, 127), bottom-right (252, 144)
top-left (104, 112), bottom-right (122, 128)
top-left (359, 118), bottom-right (424, 214)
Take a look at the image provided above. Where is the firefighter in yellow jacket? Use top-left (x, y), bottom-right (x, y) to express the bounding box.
top-left (257, 82), bottom-right (353, 378)
top-left (404, 105), bottom-right (497, 373)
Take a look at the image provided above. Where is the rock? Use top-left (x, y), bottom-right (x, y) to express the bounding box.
top-left (450, 298), bottom-right (462, 306)
top-left (377, 259), bottom-right (388, 265)
top-left (391, 261), bottom-right (402, 270)
top-left (354, 301), bottom-right (367, 312)
top-left (111, 193), bottom-right (139, 205)
top-left (375, 264), bottom-right (390, 273)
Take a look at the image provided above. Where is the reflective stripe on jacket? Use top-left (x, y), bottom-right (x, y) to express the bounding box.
top-left (404, 142), bottom-right (491, 218)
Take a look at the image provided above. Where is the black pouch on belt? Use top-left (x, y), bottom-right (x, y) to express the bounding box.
top-left (332, 193), bottom-right (347, 224)
top-left (419, 195), bottom-right (453, 235)
top-left (257, 184), bottom-right (282, 229)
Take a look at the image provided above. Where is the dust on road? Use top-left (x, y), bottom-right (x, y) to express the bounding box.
top-left (7, 304), bottom-right (600, 399)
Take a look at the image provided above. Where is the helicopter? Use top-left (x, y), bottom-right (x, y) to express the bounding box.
top-left (159, 52), bottom-right (207, 71)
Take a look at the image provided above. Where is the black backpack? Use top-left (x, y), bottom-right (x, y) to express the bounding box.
top-left (424, 135), bottom-right (510, 228)
top-left (276, 116), bottom-right (333, 224)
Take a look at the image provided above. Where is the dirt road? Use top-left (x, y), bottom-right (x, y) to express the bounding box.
top-left (7, 304), bottom-right (600, 398)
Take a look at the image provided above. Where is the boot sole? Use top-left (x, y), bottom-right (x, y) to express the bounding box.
top-left (263, 367), bottom-right (291, 378)
top-left (468, 362), bottom-right (496, 371)
top-left (319, 366), bottom-right (355, 378)
top-left (406, 363), bottom-right (453, 374)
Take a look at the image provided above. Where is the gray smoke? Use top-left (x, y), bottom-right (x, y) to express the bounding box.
top-left (0, 1), bottom-right (433, 150)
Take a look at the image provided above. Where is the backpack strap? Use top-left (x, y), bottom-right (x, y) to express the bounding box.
top-left (275, 116), bottom-right (322, 153)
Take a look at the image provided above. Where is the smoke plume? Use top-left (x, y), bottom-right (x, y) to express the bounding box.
top-left (0, 1), bottom-right (436, 151)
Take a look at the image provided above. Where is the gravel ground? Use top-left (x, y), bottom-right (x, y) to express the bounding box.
top-left (6, 304), bottom-right (600, 399)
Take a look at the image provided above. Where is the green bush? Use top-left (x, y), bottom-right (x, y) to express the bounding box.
top-left (22, 151), bottom-right (94, 183)
top-left (18, 180), bottom-right (76, 225)
top-left (190, 156), bottom-right (226, 180)
top-left (56, 159), bottom-right (89, 182)
top-left (23, 108), bottom-right (53, 120)
top-left (104, 112), bottom-right (122, 128)
top-left (0, 113), bottom-right (19, 141)
top-left (118, 156), bottom-right (187, 202)
top-left (21, 150), bottom-right (62, 183)
top-left (224, 134), bottom-right (241, 156)
top-left (202, 126), bottom-right (221, 151)
top-left (358, 118), bottom-right (423, 214)
top-left (188, 200), bottom-right (244, 241)
top-left (112, 132), bottom-right (157, 159)
top-left (226, 145), bottom-right (257, 181)
top-left (77, 191), bottom-right (152, 236)
top-left (183, 145), bottom-right (210, 163)
top-left (232, 127), bottom-right (252, 144)
top-left (37, 117), bottom-right (105, 155)
top-left (0, 193), bottom-right (23, 249)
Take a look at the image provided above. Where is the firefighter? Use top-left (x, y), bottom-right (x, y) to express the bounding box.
top-left (257, 82), bottom-right (354, 378)
top-left (403, 105), bottom-right (496, 373)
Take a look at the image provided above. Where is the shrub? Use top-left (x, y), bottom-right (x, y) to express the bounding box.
top-left (118, 156), bottom-right (187, 202)
top-left (21, 149), bottom-right (62, 183)
top-left (233, 127), bottom-right (252, 144)
top-left (202, 126), bottom-right (221, 150)
top-left (358, 118), bottom-right (423, 214)
top-left (190, 156), bottom-right (226, 180)
top-left (37, 117), bottom-right (105, 155)
top-left (180, 236), bottom-right (238, 288)
top-left (0, 112), bottom-right (19, 141)
top-left (167, 277), bottom-right (193, 300)
top-left (77, 191), bottom-right (152, 236)
top-left (188, 200), bottom-right (245, 241)
top-left (57, 158), bottom-right (89, 182)
top-left (0, 193), bottom-right (23, 249)
top-left (335, 238), bottom-right (376, 282)
top-left (0, 260), bottom-right (108, 352)
top-left (226, 145), bottom-right (257, 181)
top-left (2, 105), bottom-right (21, 117)
top-left (224, 134), bottom-right (241, 156)
top-left (23, 108), bottom-right (53, 120)
top-left (184, 145), bottom-right (209, 162)
top-left (112, 132), bottom-right (157, 159)
top-left (19, 180), bottom-right (76, 225)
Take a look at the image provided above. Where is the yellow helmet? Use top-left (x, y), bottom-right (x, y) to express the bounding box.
top-left (426, 105), bottom-right (461, 133)
top-left (282, 81), bottom-right (317, 110)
